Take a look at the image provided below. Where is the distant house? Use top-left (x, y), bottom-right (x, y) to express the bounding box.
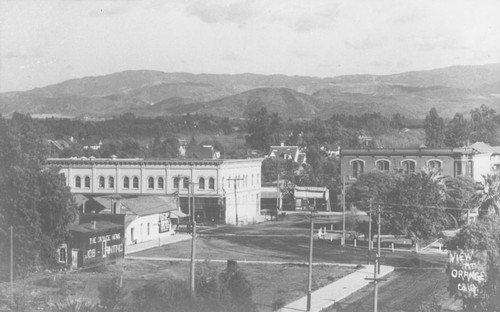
top-left (89, 195), bottom-right (181, 246)
top-left (48, 139), bottom-right (70, 155)
top-left (82, 137), bottom-right (103, 150)
top-left (185, 145), bottom-right (220, 159)
top-left (178, 139), bottom-right (187, 157)
top-left (268, 143), bottom-right (307, 164)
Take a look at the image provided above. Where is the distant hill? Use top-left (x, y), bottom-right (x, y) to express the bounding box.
top-left (1, 63), bottom-right (500, 119)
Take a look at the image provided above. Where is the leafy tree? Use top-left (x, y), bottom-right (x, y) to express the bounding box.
top-left (443, 176), bottom-right (476, 227)
top-left (349, 170), bottom-right (449, 242)
top-left (425, 108), bottom-right (445, 147)
top-left (444, 113), bottom-right (469, 147)
top-left (245, 107), bottom-right (281, 150)
top-left (472, 173), bottom-right (500, 215)
top-left (447, 214), bottom-right (500, 312)
top-left (469, 105), bottom-right (499, 145)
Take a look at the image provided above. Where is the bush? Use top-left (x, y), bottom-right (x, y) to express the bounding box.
top-left (49, 298), bottom-right (99, 312)
top-left (98, 276), bottom-right (127, 312)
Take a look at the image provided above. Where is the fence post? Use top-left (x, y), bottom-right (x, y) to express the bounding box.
top-left (354, 239), bottom-right (357, 248)
top-left (391, 243), bottom-right (394, 252)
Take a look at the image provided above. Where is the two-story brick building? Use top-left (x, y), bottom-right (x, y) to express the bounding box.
top-left (339, 146), bottom-right (491, 186)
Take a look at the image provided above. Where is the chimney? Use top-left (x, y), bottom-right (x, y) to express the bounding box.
top-left (280, 142), bottom-right (285, 147)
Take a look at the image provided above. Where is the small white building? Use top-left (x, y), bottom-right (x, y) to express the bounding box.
top-left (90, 195), bottom-right (180, 246)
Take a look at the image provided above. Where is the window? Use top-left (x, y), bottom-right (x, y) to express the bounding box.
top-left (108, 176), bottom-right (114, 188)
top-left (75, 176), bottom-right (81, 188)
top-left (148, 177), bottom-right (154, 189)
top-left (402, 160), bottom-right (416, 174)
top-left (58, 245), bottom-right (67, 264)
top-left (173, 177), bottom-right (179, 189)
top-left (376, 160), bottom-right (390, 172)
top-left (427, 160), bottom-right (442, 171)
top-left (251, 174), bottom-right (254, 186)
top-left (199, 178), bottom-right (205, 190)
top-left (183, 177), bottom-right (189, 189)
top-left (158, 177), bottom-right (164, 189)
top-left (84, 176), bottom-right (90, 188)
top-left (133, 177), bottom-right (139, 189)
top-left (209, 178), bottom-right (215, 190)
top-left (123, 177), bottom-right (129, 189)
top-left (454, 162), bottom-right (462, 176)
top-left (351, 160), bottom-right (364, 178)
top-left (99, 176), bottom-right (105, 189)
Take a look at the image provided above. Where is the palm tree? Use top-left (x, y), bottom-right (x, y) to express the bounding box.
top-left (472, 173), bottom-right (500, 215)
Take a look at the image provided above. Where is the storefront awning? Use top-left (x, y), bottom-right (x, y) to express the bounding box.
top-left (169, 210), bottom-right (188, 218)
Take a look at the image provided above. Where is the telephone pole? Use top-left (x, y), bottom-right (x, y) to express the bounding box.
top-left (365, 205), bottom-right (385, 312)
top-left (342, 176), bottom-right (346, 246)
top-left (367, 200), bottom-right (372, 265)
top-left (228, 177), bottom-right (244, 225)
top-left (306, 207), bottom-right (315, 311)
top-left (10, 225), bottom-right (13, 306)
top-left (187, 180), bottom-right (197, 294)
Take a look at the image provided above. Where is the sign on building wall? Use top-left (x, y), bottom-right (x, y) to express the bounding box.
top-left (447, 249), bottom-right (487, 298)
top-left (159, 213), bottom-right (170, 233)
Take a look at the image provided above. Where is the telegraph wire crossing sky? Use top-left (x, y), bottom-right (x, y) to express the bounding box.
top-left (0, 0), bottom-right (499, 92)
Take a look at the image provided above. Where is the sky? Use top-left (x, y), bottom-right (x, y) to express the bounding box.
top-left (0, 0), bottom-right (499, 92)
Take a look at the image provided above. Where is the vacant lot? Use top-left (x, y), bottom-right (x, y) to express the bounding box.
top-left (0, 259), bottom-right (354, 312)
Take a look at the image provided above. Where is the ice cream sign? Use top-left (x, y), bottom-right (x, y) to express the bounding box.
top-left (447, 249), bottom-right (487, 298)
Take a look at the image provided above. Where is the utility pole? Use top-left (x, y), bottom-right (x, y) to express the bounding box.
top-left (276, 171), bottom-right (280, 221)
top-left (377, 205), bottom-right (381, 275)
top-left (188, 180), bottom-right (197, 294)
top-left (368, 200), bottom-right (372, 265)
top-left (306, 208), bottom-right (314, 311)
top-left (365, 205), bottom-right (385, 312)
top-left (342, 176), bottom-right (346, 246)
top-left (228, 177), bottom-right (244, 225)
top-left (10, 226), bottom-right (14, 305)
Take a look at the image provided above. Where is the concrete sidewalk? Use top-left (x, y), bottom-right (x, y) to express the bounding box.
top-left (280, 265), bottom-right (394, 312)
top-left (125, 233), bottom-right (191, 255)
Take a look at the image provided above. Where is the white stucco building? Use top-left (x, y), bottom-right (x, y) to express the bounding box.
top-left (47, 157), bottom-right (263, 226)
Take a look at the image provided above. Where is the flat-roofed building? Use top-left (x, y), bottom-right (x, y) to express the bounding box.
top-left (339, 146), bottom-right (487, 185)
top-left (47, 157), bottom-right (263, 225)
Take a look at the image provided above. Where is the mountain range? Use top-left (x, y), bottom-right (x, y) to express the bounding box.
top-left (1, 63), bottom-right (500, 119)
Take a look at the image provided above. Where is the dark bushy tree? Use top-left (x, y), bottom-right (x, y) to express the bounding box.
top-left (245, 107), bottom-right (281, 150)
top-left (445, 113), bottom-right (469, 147)
top-left (425, 108), bottom-right (445, 147)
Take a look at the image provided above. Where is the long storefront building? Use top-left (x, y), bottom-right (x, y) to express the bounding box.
top-left (47, 157), bottom-right (263, 225)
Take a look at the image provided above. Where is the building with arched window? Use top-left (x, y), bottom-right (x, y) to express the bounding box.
top-left (47, 157), bottom-right (263, 226)
top-left (339, 146), bottom-right (496, 186)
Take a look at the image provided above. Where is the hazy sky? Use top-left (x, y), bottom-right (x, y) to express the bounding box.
top-left (1, 0), bottom-right (499, 92)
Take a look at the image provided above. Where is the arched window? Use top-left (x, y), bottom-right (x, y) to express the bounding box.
top-left (148, 177), bottom-right (154, 189)
top-left (84, 176), bottom-right (90, 188)
top-left (133, 177), bottom-right (139, 189)
top-left (183, 177), bottom-right (189, 189)
top-left (376, 160), bottom-right (390, 173)
top-left (108, 176), bottom-right (114, 188)
top-left (75, 176), bottom-right (81, 188)
top-left (402, 160), bottom-right (416, 174)
top-left (173, 177), bottom-right (179, 189)
top-left (158, 177), bottom-right (164, 189)
top-left (124, 177), bottom-right (130, 189)
top-left (99, 176), bottom-right (105, 189)
top-left (351, 160), bottom-right (364, 178)
top-left (199, 177), bottom-right (205, 190)
top-left (209, 178), bottom-right (215, 190)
